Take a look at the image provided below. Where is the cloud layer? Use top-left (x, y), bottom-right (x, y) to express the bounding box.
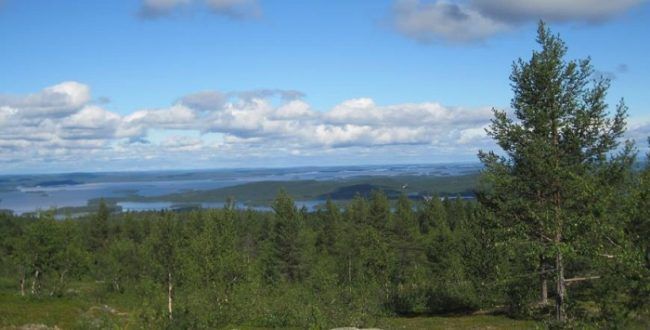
top-left (0, 82), bottom-right (495, 171)
top-left (473, 0), bottom-right (644, 23)
top-left (391, 0), bottom-right (646, 43)
top-left (392, 0), bottom-right (508, 43)
top-left (2, 81), bottom-right (647, 172)
top-left (139, 0), bottom-right (261, 19)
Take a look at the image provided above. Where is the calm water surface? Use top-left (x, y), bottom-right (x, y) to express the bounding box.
top-left (0, 164), bottom-right (480, 214)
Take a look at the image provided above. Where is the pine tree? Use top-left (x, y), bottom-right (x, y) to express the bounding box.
top-left (368, 190), bottom-right (390, 231)
top-left (389, 194), bottom-right (427, 314)
top-left (418, 195), bottom-right (446, 235)
top-left (634, 138), bottom-right (650, 271)
top-left (391, 194), bottom-right (418, 240)
top-left (424, 209), bottom-right (476, 313)
top-left (478, 21), bottom-right (632, 322)
top-left (268, 189), bottom-right (303, 282)
top-left (316, 198), bottom-right (341, 256)
top-left (88, 199), bottom-right (110, 252)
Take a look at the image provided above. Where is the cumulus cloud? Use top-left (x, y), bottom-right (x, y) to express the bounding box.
top-left (0, 82), bottom-right (143, 168)
top-left (161, 135), bottom-right (204, 151)
top-left (273, 100), bottom-right (313, 119)
top-left (392, 0), bottom-right (508, 43)
top-left (457, 125), bottom-right (489, 144)
top-left (123, 104), bottom-right (198, 134)
top-left (0, 81), bottom-right (90, 118)
top-left (60, 106), bottom-right (122, 140)
top-left (142, 92), bottom-right (492, 148)
top-left (391, 0), bottom-right (646, 43)
top-left (473, 0), bottom-right (645, 23)
top-left (0, 81), bottom-right (498, 170)
top-left (180, 91), bottom-right (227, 111)
top-left (139, 0), bottom-right (261, 19)
top-left (236, 89), bottom-right (305, 102)
top-left (627, 119), bottom-right (650, 146)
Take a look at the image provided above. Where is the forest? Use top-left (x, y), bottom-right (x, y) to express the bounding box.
top-left (0, 23), bottom-right (649, 329)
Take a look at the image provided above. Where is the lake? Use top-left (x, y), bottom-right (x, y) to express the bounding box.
top-left (0, 163), bottom-right (481, 214)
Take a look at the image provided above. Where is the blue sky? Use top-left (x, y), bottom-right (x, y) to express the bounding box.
top-left (0, 0), bottom-right (649, 173)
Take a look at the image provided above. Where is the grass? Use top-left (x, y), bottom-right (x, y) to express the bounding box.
top-left (0, 292), bottom-right (88, 329)
top-left (1, 296), bottom-right (538, 330)
top-left (379, 315), bottom-right (541, 329)
top-left (0, 278), bottom-right (134, 329)
top-left (0, 297), bottom-right (540, 330)
top-left (1, 277), bottom-right (541, 330)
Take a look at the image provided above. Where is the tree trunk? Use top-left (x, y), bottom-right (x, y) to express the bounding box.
top-left (554, 191), bottom-right (565, 322)
top-left (348, 255), bottom-right (352, 295)
top-left (540, 255), bottom-right (548, 305)
top-left (538, 191), bottom-right (548, 306)
top-left (555, 249), bottom-right (565, 322)
top-left (31, 269), bottom-right (40, 295)
top-left (551, 113), bottom-right (565, 322)
top-left (551, 190), bottom-right (565, 322)
top-left (50, 270), bottom-right (67, 296)
top-left (168, 272), bottom-right (173, 321)
top-left (541, 275), bottom-right (548, 305)
top-left (19, 272), bottom-right (25, 296)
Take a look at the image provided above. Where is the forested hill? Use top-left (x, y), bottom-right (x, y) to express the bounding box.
top-left (111, 174), bottom-right (478, 204)
top-left (2, 193), bottom-right (504, 328)
top-left (0, 163), bottom-right (482, 215)
top-left (0, 186), bottom-right (647, 328)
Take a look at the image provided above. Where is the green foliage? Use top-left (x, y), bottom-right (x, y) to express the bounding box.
top-left (87, 199), bottom-right (110, 252)
top-left (0, 183), bottom-right (647, 328)
top-left (264, 190), bottom-right (305, 283)
top-left (478, 21), bottom-right (645, 326)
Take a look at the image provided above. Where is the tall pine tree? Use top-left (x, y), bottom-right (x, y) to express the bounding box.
top-left (478, 21), bottom-right (632, 323)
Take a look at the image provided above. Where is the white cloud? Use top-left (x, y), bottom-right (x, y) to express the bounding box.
top-left (326, 98), bottom-right (488, 127)
top-left (180, 91), bottom-right (226, 111)
top-left (0, 83), bottom-right (129, 164)
top-left (0, 81), bottom-right (499, 171)
top-left (272, 100), bottom-right (313, 119)
top-left (60, 106), bottom-right (122, 140)
top-left (192, 94), bottom-right (492, 148)
top-left (457, 125), bottom-right (488, 144)
top-left (627, 119), bottom-right (650, 148)
top-left (123, 104), bottom-right (197, 133)
top-left (0, 81), bottom-right (90, 118)
top-left (391, 0), bottom-right (646, 43)
top-left (161, 135), bottom-right (204, 151)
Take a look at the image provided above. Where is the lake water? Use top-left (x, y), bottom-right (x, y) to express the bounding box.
top-left (0, 163), bottom-right (480, 214)
top-left (117, 200), bottom-right (323, 213)
top-left (1, 179), bottom-right (242, 214)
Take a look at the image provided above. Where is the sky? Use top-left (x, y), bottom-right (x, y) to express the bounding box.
top-left (0, 0), bottom-right (649, 174)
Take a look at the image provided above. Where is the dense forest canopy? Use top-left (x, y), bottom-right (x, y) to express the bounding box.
top-left (0, 22), bottom-right (648, 329)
